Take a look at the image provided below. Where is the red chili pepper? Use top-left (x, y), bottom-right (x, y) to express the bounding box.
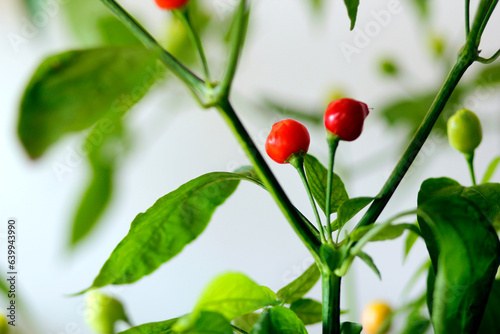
top-left (155, 0), bottom-right (190, 10)
top-left (324, 98), bottom-right (369, 141)
top-left (265, 119), bottom-right (310, 164)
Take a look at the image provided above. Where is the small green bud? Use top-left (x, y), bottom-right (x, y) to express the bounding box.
top-left (85, 291), bottom-right (129, 334)
top-left (0, 314), bottom-right (9, 334)
top-left (447, 108), bottom-right (482, 155)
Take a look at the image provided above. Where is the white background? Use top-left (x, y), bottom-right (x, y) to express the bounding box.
top-left (1, 0), bottom-right (500, 333)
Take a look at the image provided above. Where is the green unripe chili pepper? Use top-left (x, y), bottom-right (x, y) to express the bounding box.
top-left (85, 291), bottom-right (129, 334)
top-left (447, 108), bottom-right (482, 155)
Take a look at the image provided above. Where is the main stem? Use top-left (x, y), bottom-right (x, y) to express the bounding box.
top-left (217, 100), bottom-right (321, 257)
top-left (355, 53), bottom-right (473, 229)
top-left (322, 272), bottom-right (341, 334)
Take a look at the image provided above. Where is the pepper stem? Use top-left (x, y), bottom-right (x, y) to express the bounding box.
top-left (290, 155), bottom-right (328, 244)
top-left (325, 134), bottom-right (340, 245)
top-left (466, 153), bottom-right (477, 186)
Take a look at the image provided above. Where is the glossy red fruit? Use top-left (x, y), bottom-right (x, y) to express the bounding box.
top-left (324, 98), bottom-right (370, 141)
top-left (155, 0), bottom-right (190, 10)
top-left (266, 119), bottom-right (310, 164)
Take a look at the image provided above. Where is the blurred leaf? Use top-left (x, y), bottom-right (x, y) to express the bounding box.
top-left (340, 322), bottom-right (362, 334)
top-left (232, 313), bottom-right (261, 332)
top-left (18, 47), bottom-right (163, 159)
top-left (400, 311), bottom-right (431, 334)
top-left (310, 0), bottom-right (323, 12)
top-left (64, 0), bottom-right (140, 46)
top-left (482, 156), bottom-right (500, 183)
top-left (404, 229), bottom-right (420, 260)
top-left (477, 280), bottom-right (500, 334)
top-left (336, 197), bottom-right (374, 230)
top-left (70, 117), bottom-right (125, 246)
top-left (344, 0), bottom-right (360, 30)
top-left (357, 251), bottom-right (381, 280)
top-left (290, 298), bottom-right (322, 325)
top-left (175, 273), bottom-right (277, 331)
top-left (475, 63), bottom-right (500, 86)
top-left (304, 154), bottom-right (349, 215)
top-left (119, 319), bottom-right (177, 334)
top-left (277, 263), bottom-right (321, 304)
top-left (417, 189), bottom-right (500, 333)
top-left (381, 89), bottom-right (462, 137)
top-left (379, 58), bottom-right (400, 77)
top-left (181, 312), bottom-right (234, 334)
top-left (250, 306), bottom-right (308, 334)
top-left (86, 291), bottom-right (129, 334)
top-left (263, 99), bottom-right (323, 125)
top-left (81, 172), bottom-right (265, 292)
top-left (411, 0), bottom-right (430, 19)
top-left (21, 0), bottom-right (41, 17)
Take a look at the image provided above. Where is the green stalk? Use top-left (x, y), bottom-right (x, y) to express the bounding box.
top-left (466, 153), bottom-right (477, 186)
top-left (322, 272), bottom-right (341, 334)
top-left (173, 9), bottom-right (212, 85)
top-left (291, 156), bottom-right (327, 244)
top-left (325, 135), bottom-right (339, 245)
top-left (465, 0), bottom-right (471, 36)
top-left (217, 100), bottom-right (321, 257)
top-left (98, 0), bottom-right (207, 97)
top-left (355, 50), bottom-right (474, 229)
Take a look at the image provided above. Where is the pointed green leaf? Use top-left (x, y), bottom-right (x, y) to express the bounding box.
top-left (71, 117), bottom-right (124, 246)
top-left (340, 321), bottom-right (362, 334)
top-left (175, 273), bottom-right (277, 331)
top-left (351, 223), bottom-right (419, 243)
top-left (82, 172), bottom-right (262, 291)
top-left (232, 313), bottom-right (261, 332)
top-left (337, 197), bottom-right (374, 229)
top-left (290, 298), bottom-right (322, 325)
top-left (118, 318), bottom-right (177, 334)
top-left (277, 263), bottom-right (320, 304)
top-left (250, 306), bottom-right (308, 334)
top-left (304, 154), bottom-right (348, 215)
top-left (482, 156), bottom-right (500, 184)
top-left (417, 196), bottom-right (500, 334)
top-left (18, 47), bottom-right (163, 159)
top-left (404, 230), bottom-right (419, 261)
top-left (344, 0), bottom-right (360, 30)
top-left (400, 311), bottom-right (430, 334)
top-left (357, 251), bottom-right (381, 280)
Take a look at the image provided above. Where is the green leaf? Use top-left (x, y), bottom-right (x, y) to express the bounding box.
top-left (118, 319), bottom-right (177, 334)
top-left (64, 0), bottom-right (140, 46)
top-left (340, 321), bottom-right (362, 334)
top-left (71, 117), bottom-right (124, 246)
top-left (475, 63), bottom-right (500, 86)
top-left (250, 306), bottom-right (308, 334)
top-left (18, 47), bottom-right (163, 159)
top-left (185, 312), bottom-right (234, 334)
top-left (304, 154), bottom-right (349, 215)
top-left (336, 197), bottom-right (374, 230)
top-left (350, 223), bottom-right (419, 243)
top-left (277, 263), bottom-right (321, 304)
top-left (478, 280), bottom-right (500, 334)
top-left (400, 311), bottom-right (431, 334)
top-left (232, 313), bottom-right (261, 332)
top-left (411, 0), bottom-right (430, 19)
top-left (290, 298), bottom-right (322, 325)
top-left (343, 0), bottom-right (360, 30)
top-left (482, 156), bottom-right (500, 183)
top-left (82, 172), bottom-right (257, 291)
top-left (404, 230), bottom-right (419, 261)
top-left (174, 273), bottom-right (277, 331)
top-left (417, 196), bottom-right (500, 334)
top-left (357, 251), bottom-right (381, 280)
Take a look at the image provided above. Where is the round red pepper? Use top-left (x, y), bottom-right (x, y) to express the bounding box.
top-left (324, 98), bottom-right (370, 141)
top-left (155, 0), bottom-right (190, 10)
top-left (265, 119), bottom-right (310, 164)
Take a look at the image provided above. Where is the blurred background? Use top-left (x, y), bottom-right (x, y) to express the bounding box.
top-left (1, 0), bottom-right (500, 333)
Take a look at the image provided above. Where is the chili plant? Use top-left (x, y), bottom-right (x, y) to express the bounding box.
top-left (15, 0), bottom-right (500, 333)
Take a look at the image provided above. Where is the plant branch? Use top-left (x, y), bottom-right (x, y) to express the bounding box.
top-left (325, 135), bottom-right (340, 245)
top-left (216, 0), bottom-right (248, 100)
top-left (291, 156), bottom-right (327, 244)
top-left (322, 273), bottom-right (341, 334)
top-left (217, 100), bottom-right (322, 257)
top-left (477, 48), bottom-right (500, 64)
top-left (98, 0), bottom-right (207, 98)
top-left (466, 153), bottom-right (477, 186)
top-left (173, 9), bottom-right (212, 85)
top-left (466, 0), bottom-right (471, 36)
